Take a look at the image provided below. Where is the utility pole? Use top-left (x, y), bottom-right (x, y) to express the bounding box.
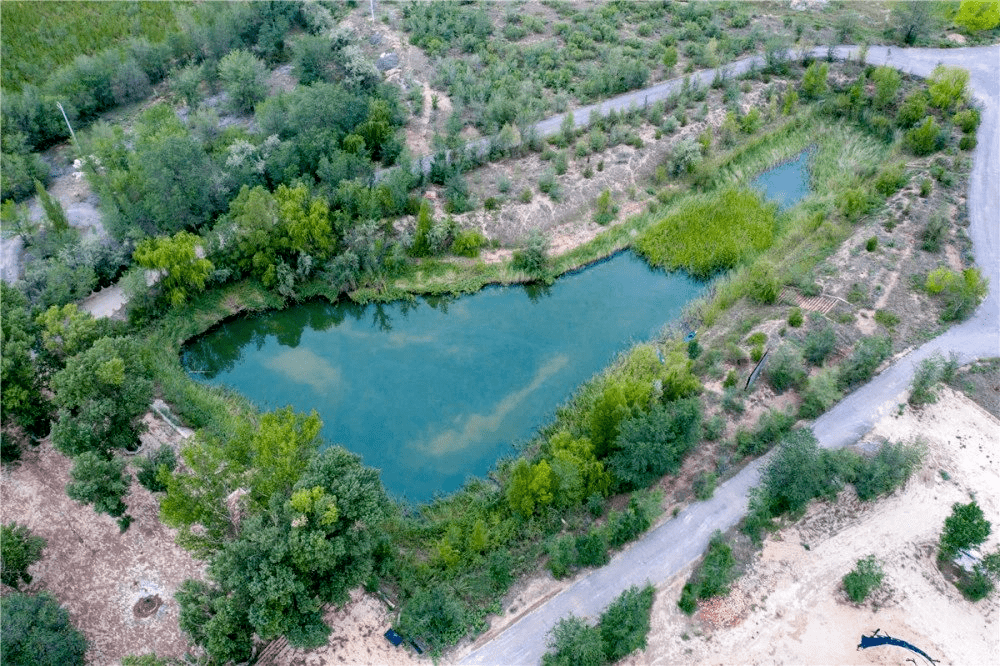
top-left (370, 0), bottom-right (376, 22)
top-left (56, 102), bottom-right (79, 154)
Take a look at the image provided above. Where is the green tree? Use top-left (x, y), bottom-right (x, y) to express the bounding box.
top-left (1, 523), bottom-right (46, 589)
top-left (50, 337), bottom-right (153, 456)
top-left (892, 1), bottom-right (937, 44)
top-left (843, 555), bottom-right (884, 603)
top-left (176, 579), bottom-right (254, 665)
top-left (599, 584), bottom-right (655, 662)
top-left (800, 62), bottom-right (829, 100)
top-left (837, 334), bottom-right (891, 391)
top-left (925, 267), bottom-right (988, 321)
top-left (927, 65), bottom-right (969, 112)
top-left (662, 45), bottom-right (678, 72)
top-left (511, 230), bottom-right (549, 277)
top-left (398, 586), bottom-right (469, 649)
top-left (66, 452), bottom-right (130, 518)
top-left (548, 431), bottom-right (611, 506)
top-left (871, 66), bottom-right (902, 109)
top-left (541, 615), bottom-right (604, 666)
top-left (0, 592), bottom-right (87, 666)
top-left (36, 303), bottom-right (99, 370)
top-left (954, 1), bottom-right (1000, 32)
top-left (34, 179), bottom-right (70, 233)
top-left (506, 458), bottom-right (555, 517)
top-left (292, 34), bottom-right (335, 86)
top-left (765, 343), bottom-right (807, 394)
top-left (607, 398), bottom-right (702, 492)
top-left (0, 283), bottom-right (50, 442)
top-left (218, 49), bottom-right (268, 114)
top-left (161, 408), bottom-right (324, 555)
top-left (133, 231), bottom-right (214, 307)
top-left (940, 501), bottom-right (991, 560)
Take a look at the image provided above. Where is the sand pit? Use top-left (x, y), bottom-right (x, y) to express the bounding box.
top-left (629, 386), bottom-right (1000, 666)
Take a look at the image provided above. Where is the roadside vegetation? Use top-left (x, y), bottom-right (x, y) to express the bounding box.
top-left (1, 1), bottom-right (994, 662)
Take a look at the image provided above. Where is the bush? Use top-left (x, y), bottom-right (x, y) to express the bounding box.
top-left (606, 496), bottom-right (655, 549)
top-left (599, 584), bottom-right (655, 662)
top-left (953, 108), bottom-right (981, 134)
top-left (853, 441), bottom-right (924, 500)
top-left (450, 229), bottom-right (486, 258)
top-left (798, 368), bottom-right (842, 419)
top-left (940, 501), bottom-right (991, 561)
top-left (925, 267), bottom-right (988, 321)
top-left (921, 214), bottom-right (947, 252)
top-left (607, 398), bottom-right (702, 491)
top-left (787, 307), bottom-right (804, 328)
top-left (694, 532), bottom-right (736, 599)
top-left (800, 62), bottom-right (829, 100)
top-left (927, 65), bottom-right (969, 112)
top-left (0, 592), bottom-right (87, 666)
top-left (1, 523), bottom-right (46, 589)
top-left (511, 231), bottom-right (549, 277)
top-left (904, 116), bottom-right (944, 156)
top-left (959, 135), bottom-right (977, 151)
top-left (765, 344), bottom-right (806, 394)
top-left (909, 354), bottom-right (951, 406)
top-left (896, 90), bottom-right (928, 128)
top-left (135, 445), bottom-right (177, 493)
top-left (865, 236), bottom-right (879, 252)
top-left (874, 162), bottom-right (908, 197)
top-left (955, 1), bottom-right (1000, 32)
top-left (693, 471), bottom-right (717, 500)
top-left (843, 555), bottom-right (884, 603)
top-left (593, 189), bottom-right (617, 225)
top-left (958, 552), bottom-right (1000, 601)
top-left (542, 616), bottom-right (604, 666)
top-left (837, 335), bottom-right (892, 391)
top-left (745, 261), bottom-right (781, 304)
top-left (575, 530), bottom-right (609, 568)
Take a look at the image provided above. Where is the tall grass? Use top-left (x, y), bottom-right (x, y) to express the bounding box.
top-left (635, 187), bottom-right (778, 279)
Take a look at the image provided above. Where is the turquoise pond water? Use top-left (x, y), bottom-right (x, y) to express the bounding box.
top-left (181, 152), bottom-right (810, 503)
top-left (182, 254), bottom-right (703, 502)
top-left (752, 149), bottom-right (811, 210)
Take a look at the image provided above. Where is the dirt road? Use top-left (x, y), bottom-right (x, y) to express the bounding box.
top-left (459, 44), bottom-right (999, 666)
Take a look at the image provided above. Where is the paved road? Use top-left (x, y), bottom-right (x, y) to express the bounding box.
top-left (460, 45), bottom-right (999, 666)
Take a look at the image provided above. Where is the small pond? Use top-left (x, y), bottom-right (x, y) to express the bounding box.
top-left (183, 253), bottom-right (703, 502)
top-left (752, 149), bottom-right (811, 210)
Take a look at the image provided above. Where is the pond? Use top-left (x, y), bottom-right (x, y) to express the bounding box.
top-left (182, 153), bottom-right (811, 503)
top-left (182, 253), bottom-right (703, 502)
top-left (751, 148), bottom-right (811, 210)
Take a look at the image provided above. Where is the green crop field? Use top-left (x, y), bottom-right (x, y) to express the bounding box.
top-left (1, 0), bottom-right (178, 91)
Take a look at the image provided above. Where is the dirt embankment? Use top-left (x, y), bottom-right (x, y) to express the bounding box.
top-left (627, 386), bottom-right (1000, 666)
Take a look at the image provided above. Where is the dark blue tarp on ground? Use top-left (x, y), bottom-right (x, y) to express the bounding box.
top-left (384, 628), bottom-right (403, 646)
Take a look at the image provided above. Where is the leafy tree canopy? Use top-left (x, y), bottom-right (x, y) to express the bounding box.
top-left (1, 522), bottom-right (46, 589)
top-left (0, 592), bottom-right (87, 666)
top-left (133, 231), bottom-right (214, 307)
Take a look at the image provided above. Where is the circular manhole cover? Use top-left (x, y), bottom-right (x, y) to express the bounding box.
top-left (133, 595), bottom-right (162, 619)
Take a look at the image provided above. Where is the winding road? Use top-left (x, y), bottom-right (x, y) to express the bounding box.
top-left (459, 44), bottom-right (999, 666)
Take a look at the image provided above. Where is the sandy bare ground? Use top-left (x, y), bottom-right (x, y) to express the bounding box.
top-left (0, 419), bottom-right (205, 664)
top-left (629, 386), bottom-right (1000, 666)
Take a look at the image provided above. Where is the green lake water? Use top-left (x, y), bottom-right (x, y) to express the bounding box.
top-left (182, 153), bottom-right (810, 503)
top-left (182, 253), bottom-right (702, 502)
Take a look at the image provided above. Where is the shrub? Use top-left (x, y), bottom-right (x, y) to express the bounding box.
top-left (896, 90), bottom-right (929, 128)
top-left (953, 107), bottom-right (981, 134)
top-left (958, 552), bottom-right (1000, 601)
top-left (939, 501), bottom-right (991, 561)
top-left (693, 471), bottom-right (717, 500)
top-left (135, 445), bottom-right (177, 493)
top-left (843, 555), bottom-right (884, 603)
top-left (722, 370), bottom-right (738, 389)
top-left (606, 496), bottom-right (654, 549)
top-left (904, 116), bottom-right (944, 156)
top-left (865, 236), bottom-right (878, 252)
top-left (546, 534), bottom-right (577, 580)
top-left (909, 354), bottom-right (948, 406)
top-left (959, 135), bottom-right (977, 151)
top-left (0, 592), bottom-right (87, 666)
top-left (738, 409), bottom-right (797, 457)
top-left (874, 309), bottom-right (900, 330)
top-left (837, 335), bottom-right (892, 391)
top-left (800, 62), bottom-right (829, 100)
top-left (599, 584), bottom-right (655, 662)
top-left (853, 441), bottom-right (924, 500)
top-left (921, 214), bottom-right (948, 252)
top-left (607, 398), bottom-right (702, 491)
top-left (927, 65), bottom-right (969, 112)
top-left (925, 267), bottom-right (988, 321)
top-left (787, 307), bottom-right (804, 328)
top-left (593, 189), bottom-right (617, 225)
top-left (745, 261), bottom-right (781, 304)
top-left (450, 229), bottom-right (486, 257)
top-left (765, 344), bottom-right (806, 394)
top-left (920, 177), bottom-right (933, 197)
top-left (1, 523), bottom-right (46, 589)
top-left (874, 163), bottom-right (908, 198)
top-left (575, 530), bottom-right (609, 568)
top-left (798, 368), bottom-right (842, 419)
top-left (541, 616), bottom-right (604, 666)
top-left (511, 231), bottom-right (549, 277)
top-left (693, 532), bottom-right (736, 599)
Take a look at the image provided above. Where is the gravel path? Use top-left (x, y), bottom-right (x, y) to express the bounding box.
top-left (460, 44), bottom-right (999, 666)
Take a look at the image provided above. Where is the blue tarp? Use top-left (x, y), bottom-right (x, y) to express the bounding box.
top-left (858, 630), bottom-right (937, 664)
top-left (384, 628), bottom-right (403, 646)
